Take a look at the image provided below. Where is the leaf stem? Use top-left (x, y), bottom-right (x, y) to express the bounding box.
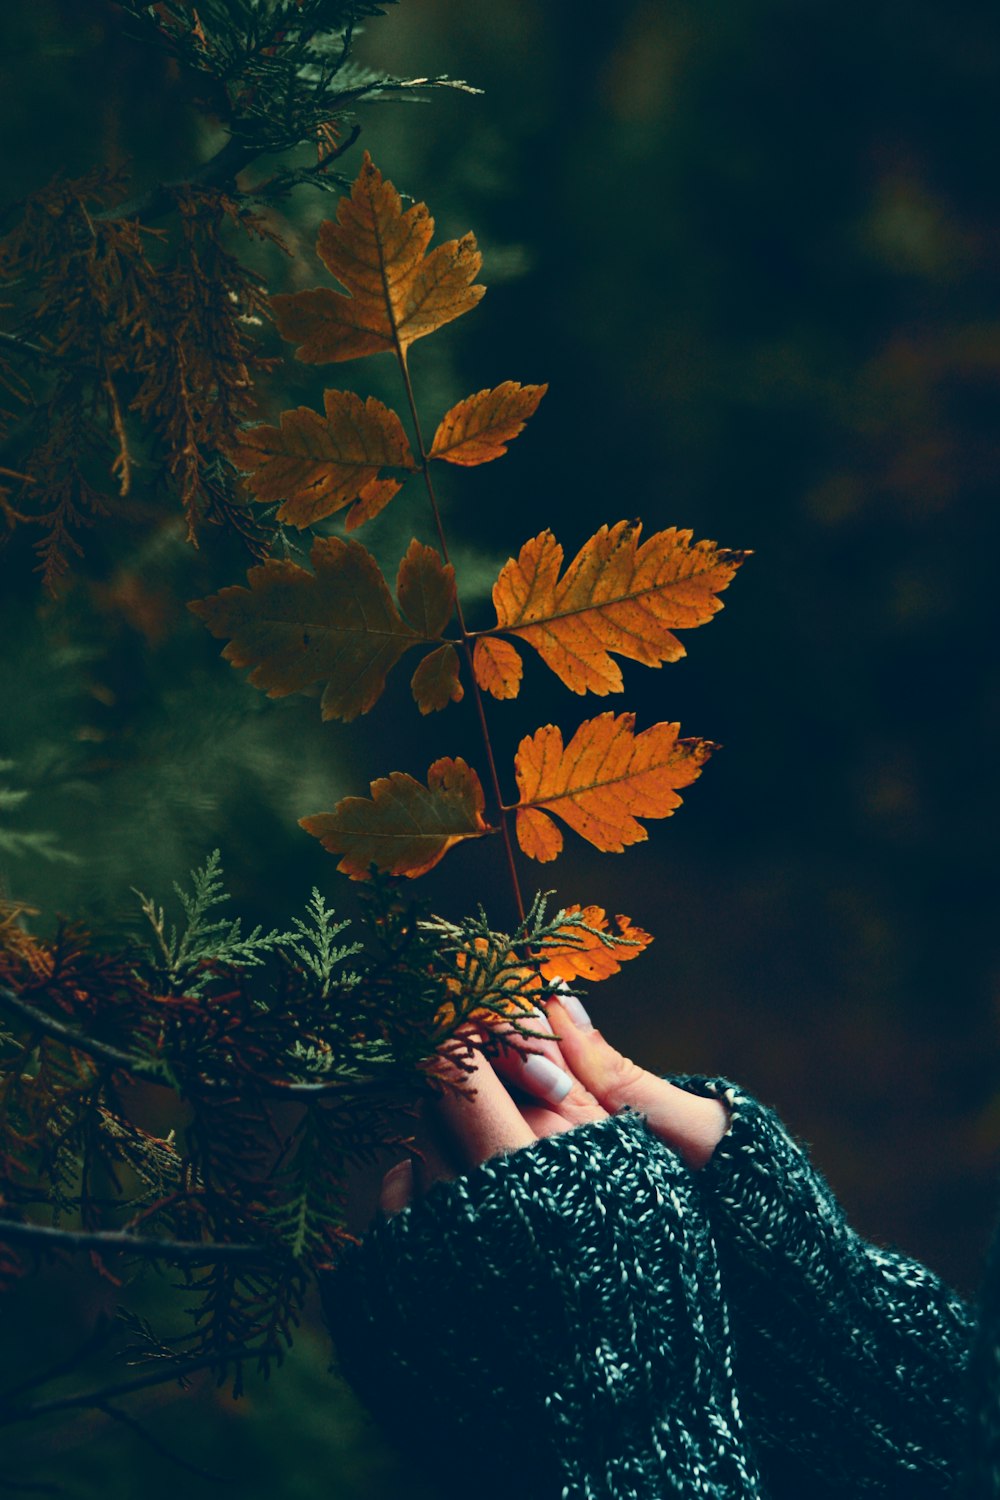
top-left (395, 350), bottom-right (526, 923)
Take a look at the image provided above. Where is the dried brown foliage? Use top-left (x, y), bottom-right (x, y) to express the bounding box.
top-left (0, 172), bottom-right (281, 586)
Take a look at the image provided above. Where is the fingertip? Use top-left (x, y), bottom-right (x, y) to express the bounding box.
top-left (552, 988), bottom-right (594, 1032)
top-left (546, 995), bottom-right (600, 1050)
top-left (487, 1005), bottom-right (574, 1101)
top-left (519, 1052), bottom-right (575, 1105)
top-left (543, 1007), bottom-right (731, 1169)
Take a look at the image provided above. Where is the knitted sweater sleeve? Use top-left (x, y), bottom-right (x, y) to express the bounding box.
top-left (322, 1109), bottom-right (767, 1500)
top-left (671, 1075), bottom-right (974, 1498)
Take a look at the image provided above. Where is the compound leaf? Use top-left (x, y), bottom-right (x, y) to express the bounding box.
top-left (189, 536), bottom-right (455, 723)
top-left (513, 712), bottom-right (715, 862)
top-left (300, 757), bottom-right (491, 879)
top-left (271, 153), bottom-right (484, 364)
top-left (487, 522), bottom-right (748, 696)
top-left (229, 390), bottom-right (414, 529)
top-left (429, 382), bottom-right (547, 466)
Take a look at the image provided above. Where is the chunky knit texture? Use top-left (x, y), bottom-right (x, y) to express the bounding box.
top-left (681, 1077), bottom-right (973, 1497)
top-left (324, 1080), bottom-right (977, 1498)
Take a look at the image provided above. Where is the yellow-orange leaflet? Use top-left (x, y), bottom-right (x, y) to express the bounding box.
top-left (513, 712), bottom-right (715, 861)
top-left (429, 382), bottom-right (547, 466)
top-left (431, 906), bottom-right (652, 1038)
top-left (270, 153), bottom-right (485, 365)
top-left (487, 522), bottom-right (747, 696)
top-left (473, 636), bottom-right (523, 700)
top-left (537, 906), bottom-right (653, 983)
top-left (300, 757), bottom-right (490, 879)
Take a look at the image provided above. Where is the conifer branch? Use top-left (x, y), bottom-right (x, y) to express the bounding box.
top-left (0, 1219), bottom-right (281, 1267)
top-left (0, 990), bottom-right (163, 1081)
top-left (92, 137), bottom-right (258, 226)
top-left (0, 331), bottom-right (63, 367)
top-left (0, 987), bottom-right (418, 1100)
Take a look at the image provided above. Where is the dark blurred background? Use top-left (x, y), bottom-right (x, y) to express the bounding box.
top-left (1, 0), bottom-right (999, 1493)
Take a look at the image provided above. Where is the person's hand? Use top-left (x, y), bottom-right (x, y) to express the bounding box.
top-left (378, 992), bottom-right (731, 1217)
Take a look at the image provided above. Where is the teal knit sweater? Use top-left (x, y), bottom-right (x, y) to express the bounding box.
top-left (323, 1078), bottom-right (981, 1497)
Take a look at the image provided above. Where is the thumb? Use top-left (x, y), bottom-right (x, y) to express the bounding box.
top-left (545, 994), bottom-right (730, 1170)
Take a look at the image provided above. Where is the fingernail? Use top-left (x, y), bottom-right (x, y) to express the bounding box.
top-left (556, 989), bottom-right (594, 1032)
top-left (379, 1159), bottom-right (414, 1218)
top-left (520, 1053), bottom-right (574, 1104)
top-left (529, 1006), bottom-right (555, 1034)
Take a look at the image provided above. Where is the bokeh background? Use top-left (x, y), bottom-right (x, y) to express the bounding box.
top-left (2, 0), bottom-right (999, 1493)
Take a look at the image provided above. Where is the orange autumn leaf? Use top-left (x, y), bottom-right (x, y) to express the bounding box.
top-left (300, 757), bottom-right (491, 879)
top-left (473, 636), bottom-right (523, 700)
top-left (229, 390), bottom-right (414, 529)
top-left (485, 522), bottom-right (747, 696)
top-left (429, 382), bottom-right (547, 466)
top-left (271, 153), bottom-right (484, 365)
top-left (411, 643), bottom-right (464, 714)
top-left (433, 906), bottom-right (652, 1032)
top-left (513, 711), bottom-right (715, 862)
top-left (189, 537), bottom-right (454, 723)
top-left (536, 906), bottom-right (653, 983)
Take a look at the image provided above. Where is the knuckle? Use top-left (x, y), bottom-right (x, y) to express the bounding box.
top-left (556, 1081), bottom-right (604, 1123)
top-left (601, 1047), bottom-right (645, 1107)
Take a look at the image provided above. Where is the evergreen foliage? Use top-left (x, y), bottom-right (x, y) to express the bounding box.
top-left (0, 0), bottom-right (474, 585)
top-left (0, 853), bottom-right (640, 1418)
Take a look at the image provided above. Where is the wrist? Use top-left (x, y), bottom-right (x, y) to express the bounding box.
top-left (661, 1082), bottom-right (731, 1168)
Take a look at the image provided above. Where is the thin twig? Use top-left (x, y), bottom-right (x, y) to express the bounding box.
top-left (394, 349), bottom-right (527, 923)
top-left (97, 1402), bottom-right (228, 1485)
top-left (0, 990), bottom-right (159, 1079)
top-left (92, 138), bottom-right (257, 225)
top-left (358, 162), bottom-right (525, 919)
top-left (0, 1218), bottom-right (283, 1267)
top-left (100, 354), bottom-right (131, 497)
top-left (0, 1347), bottom-right (280, 1426)
top-left (0, 330), bottom-right (65, 367)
